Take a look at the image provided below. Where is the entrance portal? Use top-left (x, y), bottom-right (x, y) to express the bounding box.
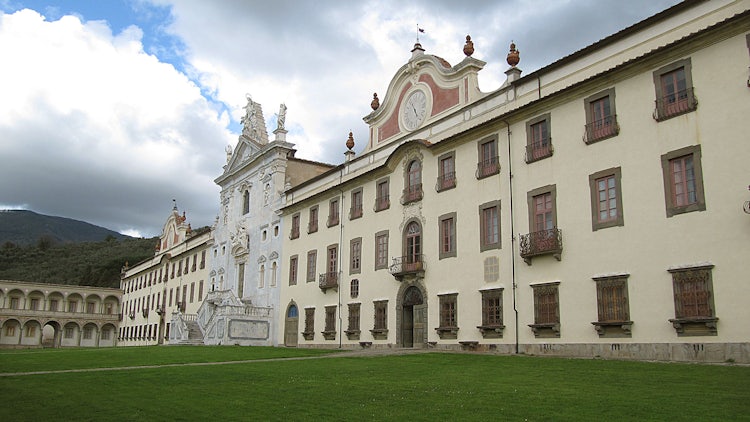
top-left (284, 303), bottom-right (299, 347)
top-left (401, 286), bottom-right (426, 348)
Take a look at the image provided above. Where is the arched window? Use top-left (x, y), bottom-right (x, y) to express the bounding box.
top-left (259, 264), bottom-right (265, 288)
top-left (287, 304), bottom-right (298, 318)
top-left (405, 221), bottom-right (422, 265)
top-left (242, 190), bottom-right (250, 214)
top-left (404, 160), bottom-right (423, 203)
top-left (271, 262), bottom-right (277, 287)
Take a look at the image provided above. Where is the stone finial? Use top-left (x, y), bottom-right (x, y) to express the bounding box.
top-left (346, 131), bottom-right (355, 150)
top-left (463, 35), bottom-right (474, 57)
top-left (507, 41), bottom-right (520, 67)
top-left (371, 93), bottom-right (380, 110)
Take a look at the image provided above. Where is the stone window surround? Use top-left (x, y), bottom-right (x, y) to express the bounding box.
top-left (371, 300), bottom-right (388, 340)
top-left (374, 177), bottom-right (391, 212)
top-left (478, 288), bottom-right (504, 338)
top-left (350, 237), bottom-right (362, 274)
top-left (583, 87), bottom-right (619, 144)
top-left (346, 302), bottom-right (361, 340)
top-left (306, 250), bottom-right (317, 283)
top-left (529, 281), bottom-right (560, 338)
top-left (327, 197), bottom-right (340, 227)
top-left (479, 200), bottom-right (501, 252)
top-left (350, 187), bottom-right (364, 220)
top-left (438, 212), bottom-right (457, 259)
top-left (660, 144), bottom-right (706, 217)
top-left (591, 274), bottom-right (632, 338)
top-left (525, 113), bottom-right (553, 163)
top-left (476, 135), bottom-right (500, 179)
top-left (374, 230), bottom-right (389, 271)
top-left (652, 57), bottom-right (696, 121)
top-left (526, 185), bottom-right (557, 232)
top-left (322, 305), bottom-right (337, 340)
top-left (588, 167), bottom-right (625, 231)
top-left (436, 151), bottom-right (458, 191)
top-left (668, 263), bottom-right (717, 336)
top-left (308, 205), bottom-right (319, 234)
top-left (436, 293), bottom-right (458, 339)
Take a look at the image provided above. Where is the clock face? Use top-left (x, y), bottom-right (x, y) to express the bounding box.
top-left (402, 90), bottom-right (427, 131)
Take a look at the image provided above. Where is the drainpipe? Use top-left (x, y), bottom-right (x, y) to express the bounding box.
top-left (503, 120), bottom-right (519, 355)
top-left (338, 169), bottom-right (345, 349)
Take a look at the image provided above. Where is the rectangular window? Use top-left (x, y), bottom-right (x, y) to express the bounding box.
top-left (477, 138), bottom-right (499, 179)
top-left (350, 188), bottom-right (363, 219)
top-left (86, 302), bottom-right (95, 314)
top-left (328, 198), bottom-right (340, 227)
top-left (350, 279), bottom-right (359, 298)
top-left (290, 213), bottom-right (300, 239)
top-left (438, 212), bottom-right (457, 259)
top-left (326, 244), bottom-right (338, 281)
top-left (306, 250), bottom-right (317, 283)
top-left (347, 303), bottom-right (360, 333)
top-left (64, 327), bottom-right (74, 339)
top-left (437, 294), bottom-right (458, 339)
top-left (9, 297), bottom-right (19, 309)
top-left (184, 258), bottom-right (189, 274)
top-left (177, 260), bottom-right (182, 276)
top-left (526, 114), bottom-right (552, 163)
top-left (25, 325), bottom-right (36, 337)
top-left (481, 289), bottom-right (503, 327)
top-left (308, 205), bottom-right (319, 233)
top-left (593, 275), bottom-right (631, 338)
top-left (350, 237), bottom-right (362, 274)
top-left (5, 325), bottom-right (16, 336)
top-left (375, 230), bottom-right (389, 270)
top-left (375, 178), bottom-right (390, 211)
top-left (479, 201), bottom-right (501, 252)
top-left (584, 89), bottom-right (618, 144)
top-left (83, 327), bottom-right (92, 340)
top-left (200, 250), bottom-right (206, 269)
top-left (373, 300), bottom-right (388, 331)
top-left (589, 167), bottom-right (624, 231)
top-left (190, 282), bottom-right (195, 303)
top-left (198, 281), bottom-right (204, 300)
top-left (324, 306), bottom-right (336, 339)
top-left (30, 298), bottom-right (39, 310)
top-left (530, 283), bottom-right (560, 338)
top-left (661, 145), bottom-right (705, 217)
top-left (289, 255), bottom-right (298, 285)
top-left (653, 59), bottom-right (696, 121)
top-left (303, 308), bottom-right (315, 339)
top-left (438, 152), bottom-right (457, 190)
top-left (68, 301), bottom-right (77, 313)
top-left (668, 265), bottom-right (717, 336)
top-left (101, 329), bottom-right (110, 340)
top-left (169, 289), bottom-right (173, 307)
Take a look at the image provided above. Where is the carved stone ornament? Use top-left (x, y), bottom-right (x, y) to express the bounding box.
top-left (507, 42), bottom-right (520, 67)
top-left (269, 251), bottom-right (279, 260)
top-left (463, 35), bottom-right (474, 57)
top-left (371, 93), bottom-right (380, 110)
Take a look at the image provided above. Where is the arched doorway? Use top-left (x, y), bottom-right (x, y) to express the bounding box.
top-left (42, 321), bottom-right (60, 348)
top-left (401, 286), bottom-right (426, 348)
top-left (284, 303), bottom-right (299, 347)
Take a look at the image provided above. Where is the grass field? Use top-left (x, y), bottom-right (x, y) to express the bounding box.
top-left (1, 347), bottom-right (749, 421)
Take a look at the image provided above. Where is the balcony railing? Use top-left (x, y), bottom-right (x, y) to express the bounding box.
top-left (290, 226), bottom-right (300, 239)
top-left (476, 157), bottom-right (499, 179)
top-left (308, 221), bottom-right (318, 233)
top-left (319, 272), bottom-right (339, 292)
top-left (525, 139), bottom-right (553, 163)
top-left (350, 206), bottom-right (363, 219)
top-left (327, 214), bottom-right (339, 227)
top-left (436, 173), bottom-right (457, 191)
top-left (519, 228), bottom-right (563, 265)
top-left (374, 195), bottom-right (390, 212)
top-left (389, 255), bottom-right (426, 280)
top-left (654, 87), bottom-right (697, 121)
top-left (401, 184), bottom-right (423, 205)
top-left (583, 115), bottom-right (619, 144)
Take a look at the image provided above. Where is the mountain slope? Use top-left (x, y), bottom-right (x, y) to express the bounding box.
top-left (0, 209), bottom-right (129, 246)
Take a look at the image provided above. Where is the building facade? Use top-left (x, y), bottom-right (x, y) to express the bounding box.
top-left (119, 205), bottom-right (211, 346)
top-left (0, 280), bottom-right (121, 348)
top-left (278, 0), bottom-right (750, 362)
top-left (204, 97), bottom-right (333, 346)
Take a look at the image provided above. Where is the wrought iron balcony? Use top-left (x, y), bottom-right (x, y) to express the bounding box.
top-left (389, 255), bottom-right (425, 280)
top-left (374, 195), bottom-right (390, 212)
top-left (519, 228), bottom-right (563, 265)
top-left (319, 272), bottom-right (339, 292)
top-left (583, 115), bottom-right (619, 144)
top-left (401, 184), bottom-right (423, 205)
top-left (653, 87), bottom-right (697, 121)
top-left (436, 173), bottom-right (457, 191)
top-left (525, 139), bottom-right (553, 163)
top-left (476, 156), bottom-right (499, 179)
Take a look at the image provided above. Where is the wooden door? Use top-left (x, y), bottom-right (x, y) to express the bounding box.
top-left (284, 305), bottom-right (299, 347)
top-left (402, 306), bottom-right (414, 347)
top-left (413, 304), bottom-right (427, 349)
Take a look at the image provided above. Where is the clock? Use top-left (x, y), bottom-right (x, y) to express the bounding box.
top-left (402, 90), bottom-right (428, 131)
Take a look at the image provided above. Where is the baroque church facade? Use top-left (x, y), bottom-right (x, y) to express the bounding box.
top-left (277, 0), bottom-right (750, 362)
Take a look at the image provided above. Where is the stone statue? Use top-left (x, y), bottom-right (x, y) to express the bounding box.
top-left (240, 94), bottom-right (257, 137)
top-left (225, 144), bottom-right (233, 163)
top-left (277, 103), bottom-right (287, 131)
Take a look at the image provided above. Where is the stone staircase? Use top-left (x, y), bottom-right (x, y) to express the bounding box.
top-left (170, 318), bottom-right (204, 346)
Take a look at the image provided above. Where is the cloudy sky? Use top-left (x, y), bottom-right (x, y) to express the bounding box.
top-left (0, 0), bottom-right (681, 237)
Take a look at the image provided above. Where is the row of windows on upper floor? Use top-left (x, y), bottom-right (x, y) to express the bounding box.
top-left (289, 58), bottom-right (699, 241)
top-left (1, 297), bottom-right (118, 314)
top-left (123, 250), bottom-right (207, 293)
top-left (288, 141), bottom-right (706, 279)
top-left (296, 263), bottom-right (717, 343)
top-left (122, 280), bottom-right (204, 319)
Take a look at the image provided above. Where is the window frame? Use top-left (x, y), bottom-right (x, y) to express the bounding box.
top-left (592, 274), bottom-right (632, 338)
top-left (346, 303), bottom-right (361, 339)
top-left (350, 237), bottom-right (362, 274)
top-left (437, 151), bottom-right (457, 191)
top-left (652, 58), bottom-right (696, 121)
top-left (660, 145), bottom-right (706, 217)
top-left (479, 200), bottom-right (501, 252)
top-left (583, 88), bottom-right (619, 144)
top-left (436, 293), bottom-right (458, 339)
top-left (303, 307), bottom-right (315, 340)
top-left (306, 250), bottom-right (317, 283)
top-left (529, 282), bottom-right (560, 338)
top-left (478, 288), bottom-right (504, 338)
top-left (476, 136), bottom-right (500, 179)
top-left (402, 159), bottom-right (423, 204)
top-left (374, 230), bottom-right (390, 271)
top-left (438, 212), bottom-right (457, 259)
top-left (290, 213), bottom-right (300, 239)
top-left (374, 177), bottom-right (390, 211)
top-left (350, 188), bottom-right (364, 220)
top-left (525, 113), bottom-right (553, 163)
top-left (373, 300), bottom-right (388, 332)
top-left (588, 167), bottom-right (624, 231)
top-left (327, 197), bottom-right (340, 227)
top-left (288, 255), bottom-right (298, 286)
top-left (668, 264), bottom-right (717, 336)
top-left (323, 305), bottom-right (337, 340)
top-left (308, 205), bottom-right (319, 234)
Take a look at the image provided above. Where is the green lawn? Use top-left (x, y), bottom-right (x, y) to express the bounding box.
top-left (1, 347), bottom-right (749, 421)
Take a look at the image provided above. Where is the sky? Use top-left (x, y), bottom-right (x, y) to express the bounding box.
top-left (0, 0), bottom-right (682, 238)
